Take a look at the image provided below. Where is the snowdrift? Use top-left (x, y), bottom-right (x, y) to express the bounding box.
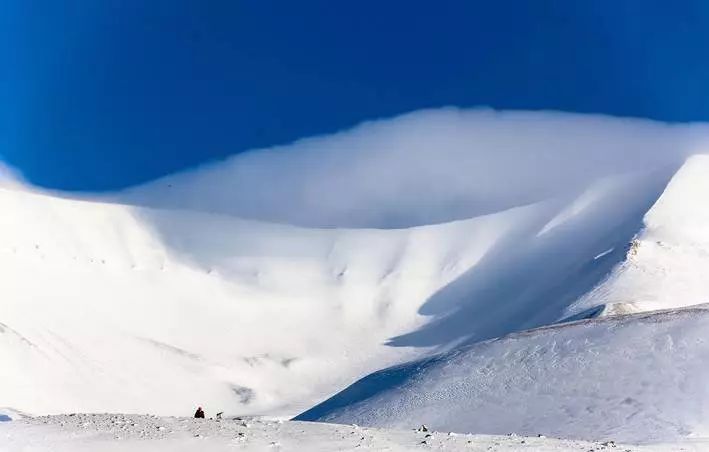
top-left (3, 110), bottom-right (709, 441)
top-left (297, 304), bottom-right (709, 443)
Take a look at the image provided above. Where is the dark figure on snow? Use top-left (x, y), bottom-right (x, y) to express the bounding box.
top-left (194, 407), bottom-right (205, 418)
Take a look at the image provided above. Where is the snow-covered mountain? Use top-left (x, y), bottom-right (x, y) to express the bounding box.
top-left (568, 154), bottom-right (709, 316)
top-left (3, 110), bottom-right (709, 444)
top-left (296, 153), bottom-right (709, 442)
top-left (298, 304), bottom-right (709, 443)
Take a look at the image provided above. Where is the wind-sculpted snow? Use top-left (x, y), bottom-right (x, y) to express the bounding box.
top-left (2, 110), bottom-right (709, 443)
top-left (298, 305), bottom-right (709, 443)
top-left (0, 161), bottom-right (669, 417)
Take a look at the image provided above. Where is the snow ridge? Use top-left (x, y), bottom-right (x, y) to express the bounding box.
top-left (3, 111), bottom-right (709, 446)
top-left (568, 154), bottom-right (709, 317)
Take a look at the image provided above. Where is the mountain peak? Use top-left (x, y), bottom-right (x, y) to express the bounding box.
top-left (568, 154), bottom-right (709, 317)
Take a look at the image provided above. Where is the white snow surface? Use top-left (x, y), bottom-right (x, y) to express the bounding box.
top-left (0, 167), bottom-right (663, 417)
top-left (296, 152), bottom-right (709, 442)
top-left (3, 110), bottom-right (709, 445)
top-left (0, 413), bottom-right (702, 452)
top-left (568, 154), bottom-right (709, 316)
top-left (298, 304), bottom-right (709, 443)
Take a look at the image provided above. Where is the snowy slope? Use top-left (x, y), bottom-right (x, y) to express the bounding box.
top-left (3, 110), bottom-right (709, 444)
top-left (0, 163), bottom-right (674, 418)
top-left (1, 186), bottom-right (521, 416)
top-left (298, 304), bottom-right (709, 443)
top-left (297, 155), bottom-right (709, 442)
top-left (567, 154), bottom-right (709, 317)
top-left (2, 413), bottom-right (678, 452)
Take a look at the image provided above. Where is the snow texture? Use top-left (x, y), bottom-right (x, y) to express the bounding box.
top-left (0, 413), bottom-right (699, 452)
top-left (298, 305), bottom-right (709, 443)
top-left (3, 110), bottom-right (709, 446)
top-left (568, 154), bottom-right (709, 316)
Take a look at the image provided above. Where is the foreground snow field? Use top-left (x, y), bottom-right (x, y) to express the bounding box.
top-left (299, 304), bottom-right (709, 443)
top-left (4, 110), bottom-right (709, 447)
top-left (0, 413), bottom-right (704, 452)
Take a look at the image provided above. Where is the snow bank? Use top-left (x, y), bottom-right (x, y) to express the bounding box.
top-left (298, 305), bottom-right (709, 443)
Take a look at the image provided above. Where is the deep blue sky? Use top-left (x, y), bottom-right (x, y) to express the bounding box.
top-left (3, 1), bottom-right (709, 190)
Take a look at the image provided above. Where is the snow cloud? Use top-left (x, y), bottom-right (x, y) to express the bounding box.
top-left (122, 109), bottom-right (709, 228)
top-left (0, 161), bottom-right (27, 189)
